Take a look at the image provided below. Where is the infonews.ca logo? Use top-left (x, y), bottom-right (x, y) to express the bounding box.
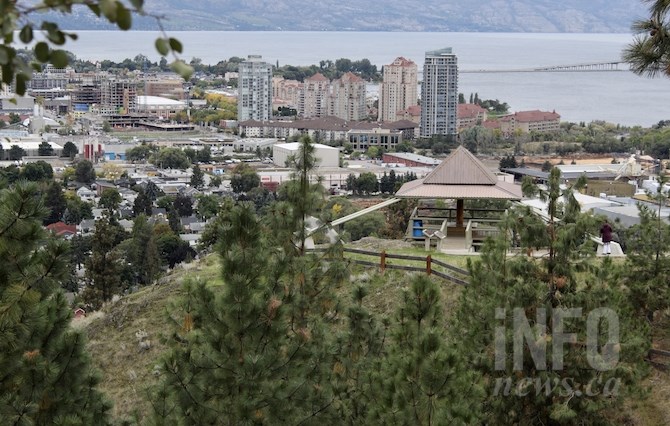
top-left (493, 307), bottom-right (621, 397)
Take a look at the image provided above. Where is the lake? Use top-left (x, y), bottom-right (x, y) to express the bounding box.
top-left (64, 31), bottom-right (670, 127)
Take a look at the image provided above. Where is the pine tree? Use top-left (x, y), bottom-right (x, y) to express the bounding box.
top-left (133, 187), bottom-right (153, 217)
top-left (128, 215), bottom-right (161, 286)
top-left (43, 180), bottom-right (66, 225)
top-left (372, 275), bottom-right (482, 425)
top-left (190, 164), bottom-right (205, 189)
top-left (0, 182), bottom-right (111, 424)
top-left (82, 215), bottom-right (123, 309)
top-left (451, 169), bottom-right (650, 424)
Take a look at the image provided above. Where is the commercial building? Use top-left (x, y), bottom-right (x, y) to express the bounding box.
top-left (420, 48), bottom-right (458, 138)
top-left (144, 78), bottom-right (186, 100)
top-left (238, 55), bottom-right (273, 121)
top-left (347, 127), bottom-right (403, 151)
top-left (272, 142), bottom-right (339, 168)
top-left (378, 57), bottom-right (418, 122)
top-left (100, 78), bottom-right (137, 115)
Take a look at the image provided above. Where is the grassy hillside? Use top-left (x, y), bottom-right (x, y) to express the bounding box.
top-left (81, 241), bottom-right (670, 424)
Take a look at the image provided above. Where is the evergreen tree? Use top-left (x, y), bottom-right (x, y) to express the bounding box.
top-left (37, 141), bottom-right (54, 156)
top-left (43, 180), bottom-right (67, 225)
top-left (173, 194), bottom-right (193, 217)
top-left (372, 275), bottom-right (482, 425)
top-left (75, 160), bottom-right (96, 184)
top-left (82, 215), bottom-right (123, 309)
top-left (451, 169), bottom-right (650, 424)
top-left (0, 182), bottom-right (111, 424)
top-left (9, 144), bottom-right (26, 161)
top-left (190, 164), bottom-right (205, 189)
top-left (133, 187), bottom-right (153, 217)
top-left (127, 215), bottom-right (161, 286)
top-left (62, 141), bottom-right (78, 159)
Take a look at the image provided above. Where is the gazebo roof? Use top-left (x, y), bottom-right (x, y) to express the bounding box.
top-left (423, 145), bottom-right (498, 185)
top-left (395, 145), bottom-right (522, 200)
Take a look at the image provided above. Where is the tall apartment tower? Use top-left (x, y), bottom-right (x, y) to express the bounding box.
top-left (301, 72), bottom-right (330, 118)
top-left (238, 55), bottom-right (273, 121)
top-left (420, 48), bottom-right (458, 138)
top-left (378, 57), bottom-right (418, 122)
top-left (330, 72), bottom-right (367, 121)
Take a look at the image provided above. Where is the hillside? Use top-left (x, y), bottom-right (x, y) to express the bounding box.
top-left (47, 0), bottom-right (647, 32)
top-left (80, 241), bottom-right (670, 423)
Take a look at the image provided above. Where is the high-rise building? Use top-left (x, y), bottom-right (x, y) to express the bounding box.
top-left (238, 55), bottom-right (273, 121)
top-left (420, 48), bottom-right (458, 138)
top-left (100, 78), bottom-right (137, 115)
top-left (330, 72), bottom-right (367, 121)
top-left (301, 72), bottom-right (330, 118)
top-left (379, 57), bottom-right (418, 122)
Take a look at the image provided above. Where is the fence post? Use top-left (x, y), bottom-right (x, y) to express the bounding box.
top-left (380, 250), bottom-right (386, 273)
top-left (426, 255), bottom-right (432, 276)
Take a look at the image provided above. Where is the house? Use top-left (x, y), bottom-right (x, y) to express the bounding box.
top-left (78, 219), bottom-right (96, 235)
top-left (73, 308), bottom-right (86, 319)
top-left (76, 186), bottom-right (96, 202)
top-left (46, 221), bottom-right (77, 238)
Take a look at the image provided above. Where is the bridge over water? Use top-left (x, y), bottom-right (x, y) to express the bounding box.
top-left (459, 61), bottom-right (628, 73)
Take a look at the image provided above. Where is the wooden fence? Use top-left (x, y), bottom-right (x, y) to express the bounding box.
top-left (310, 247), bottom-right (470, 286)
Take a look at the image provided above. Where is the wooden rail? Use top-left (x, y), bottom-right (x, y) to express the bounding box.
top-left (341, 247), bottom-right (470, 286)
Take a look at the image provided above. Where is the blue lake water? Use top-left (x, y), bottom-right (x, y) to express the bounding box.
top-left (63, 31), bottom-right (670, 127)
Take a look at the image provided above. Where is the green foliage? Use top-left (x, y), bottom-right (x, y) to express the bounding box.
top-left (451, 169), bottom-right (650, 424)
top-left (43, 180), bottom-right (66, 225)
top-left (195, 194), bottom-right (219, 220)
top-left (230, 162), bottom-right (260, 193)
top-left (344, 211), bottom-right (386, 241)
top-left (9, 144), bottom-right (26, 161)
top-left (82, 215), bottom-right (125, 309)
top-left (190, 164), bottom-right (204, 189)
top-left (0, 0), bottom-right (192, 96)
top-left (132, 187), bottom-right (153, 217)
top-left (20, 160), bottom-right (53, 181)
top-left (499, 155), bottom-right (518, 169)
top-left (62, 141), bottom-right (78, 158)
top-left (151, 147), bottom-right (190, 169)
top-left (173, 194), bottom-right (193, 217)
top-left (64, 196), bottom-right (93, 225)
top-left (98, 187), bottom-right (121, 213)
top-left (37, 141), bottom-right (54, 156)
top-left (126, 143), bottom-right (157, 163)
top-left (624, 1), bottom-right (670, 78)
top-left (75, 160), bottom-right (96, 184)
top-left (127, 215), bottom-right (161, 286)
top-left (155, 232), bottom-right (194, 268)
top-left (0, 182), bottom-right (111, 423)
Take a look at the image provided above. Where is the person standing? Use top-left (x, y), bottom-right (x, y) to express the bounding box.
top-left (600, 219), bottom-right (613, 255)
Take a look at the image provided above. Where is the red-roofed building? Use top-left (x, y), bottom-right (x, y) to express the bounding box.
top-left (397, 105), bottom-right (421, 124)
top-left (46, 222), bottom-right (77, 238)
top-left (499, 110), bottom-right (561, 135)
top-left (457, 103), bottom-right (488, 130)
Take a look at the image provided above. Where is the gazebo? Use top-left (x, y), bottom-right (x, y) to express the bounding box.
top-left (395, 145), bottom-right (522, 251)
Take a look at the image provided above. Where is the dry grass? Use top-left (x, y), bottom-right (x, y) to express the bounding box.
top-left (82, 240), bottom-right (670, 425)
top-left (82, 255), bottom-right (221, 423)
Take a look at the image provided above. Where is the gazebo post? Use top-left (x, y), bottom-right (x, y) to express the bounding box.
top-left (456, 199), bottom-right (464, 227)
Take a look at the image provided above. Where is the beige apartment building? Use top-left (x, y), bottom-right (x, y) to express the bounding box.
top-left (301, 72), bottom-right (330, 118)
top-left (499, 110), bottom-right (561, 135)
top-left (378, 57), bottom-right (418, 122)
top-left (272, 76), bottom-right (302, 109)
top-left (330, 72), bottom-right (367, 121)
top-left (457, 103), bottom-right (488, 130)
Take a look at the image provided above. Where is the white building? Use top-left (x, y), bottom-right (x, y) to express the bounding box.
top-left (272, 142), bottom-right (339, 168)
top-left (135, 95), bottom-right (187, 118)
top-left (420, 48), bottom-right (458, 138)
top-left (379, 57), bottom-right (418, 122)
top-left (238, 55), bottom-right (273, 121)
